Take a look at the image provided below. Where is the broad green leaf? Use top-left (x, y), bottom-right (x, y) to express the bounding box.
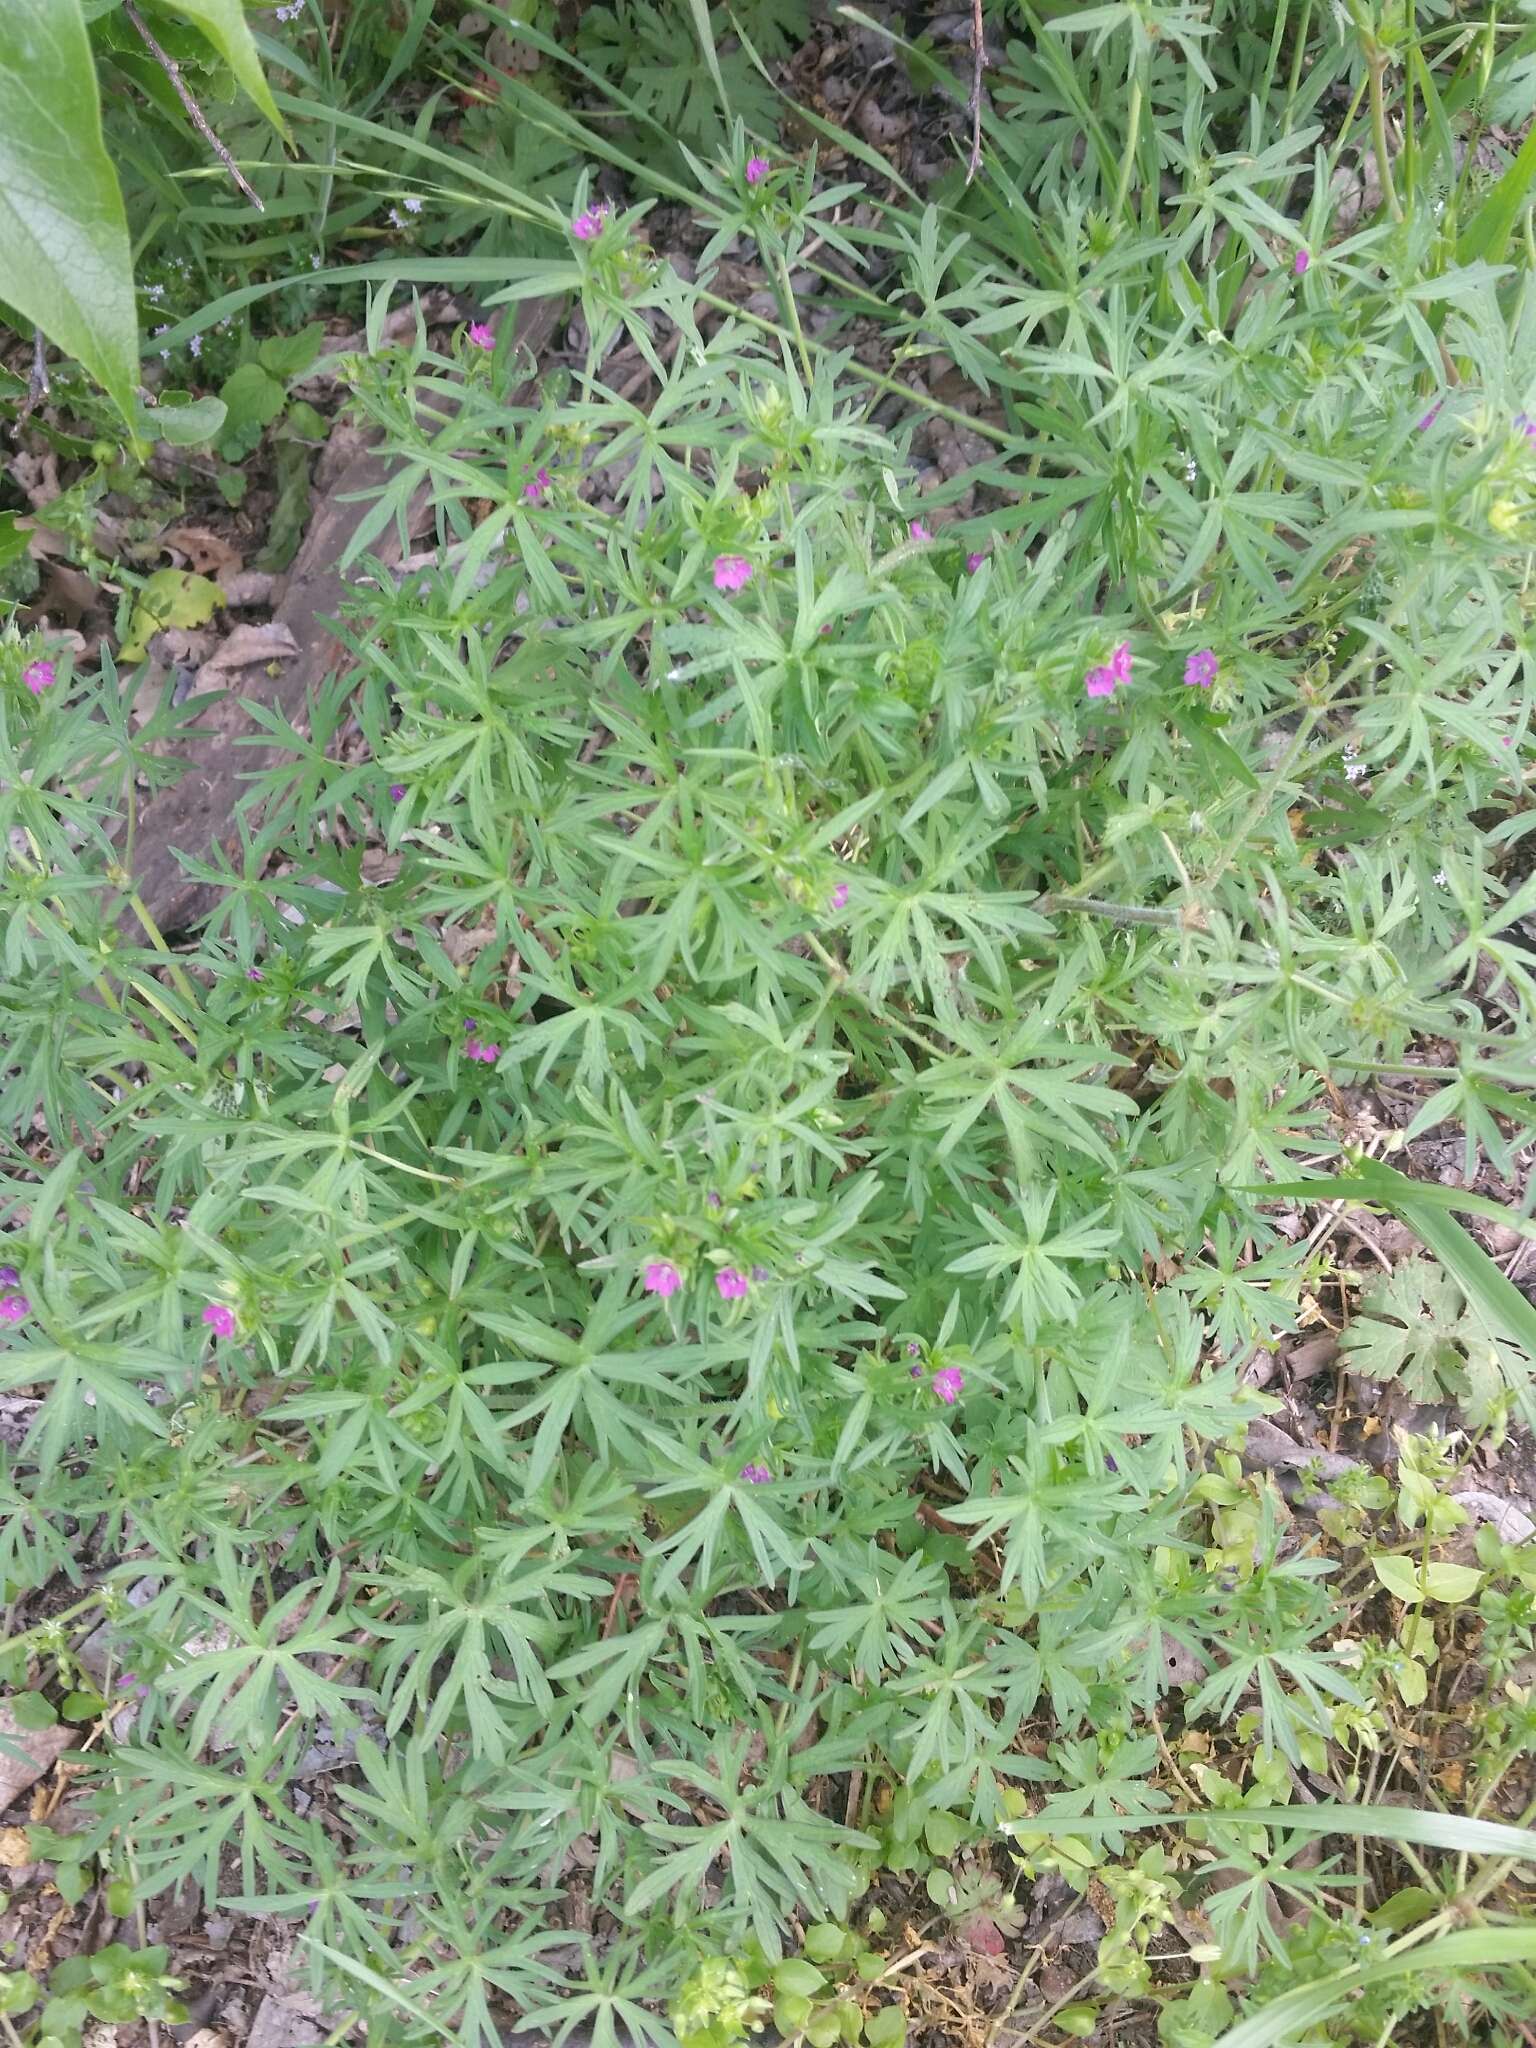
top-left (1370, 1554), bottom-right (1419, 1602)
top-left (1421, 1562), bottom-right (1482, 1603)
top-left (154, 0), bottom-right (286, 136)
top-left (135, 394), bottom-right (228, 446)
top-left (120, 569), bottom-right (224, 662)
top-left (0, 0), bottom-right (136, 417)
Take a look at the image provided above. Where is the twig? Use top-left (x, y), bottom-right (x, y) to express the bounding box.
top-left (123, 1), bottom-right (265, 213)
top-left (12, 329), bottom-right (50, 438)
top-left (966, 0), bottom-right (987, 185)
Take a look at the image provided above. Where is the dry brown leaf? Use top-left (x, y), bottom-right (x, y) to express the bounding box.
top-left (192, 623), bottom-right (300, 695)
top-left (0, 1700), bottom-right (70, 1810)
top-left (0, 1824), bottom-right (32, 1866)
top-left (165, 525), bottom-right (244, 578)
top-left (27, 1898), bottom-right (72, 1974)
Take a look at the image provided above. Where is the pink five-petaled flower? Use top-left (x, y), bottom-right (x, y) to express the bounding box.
top-left (571, 205), bottom-right (608, 240)
top-left (740, 1462), bottom-right (772, 1484)
top-left (0, 1292), bottom-right (28, 1324)
top-left (966, 552), bottom-right (986, 573)
top-left (467, 321), bottom-right (495, 352)
top-left (716, 1268), bottom-right (749, 1300)
top-left (713, 554), bottom-right (753, 593)
top-left (1085, 639), bottom-right (1132, 700)
top-left (931, 1366), bottom-right (964, 1405)
top-left (461, 1020), bottom-right (500, 1064)
top-left (746, 157), bottom-right (770, 185)
top-left (830, 880), bottom-right (850, 912)
top-left (23, 659), bottom-right (55, 694)
top-left (1294, 248), bottom-right (1310, 276)
top-left (909, 519), bottom-right (932, 542)
top-left (1184, 648), bottom-right (1219, 689)
top-left (644, 1260), bottom-right (682, 1298)
top-left (202, 1302), bottom-right (235, 1339)
top-left (523, 467), bottom-right (552, 506)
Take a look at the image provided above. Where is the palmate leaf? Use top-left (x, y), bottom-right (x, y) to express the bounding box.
top-left (159, 1566), bottom-right (363, 1753)
top-left (627, 1739), bottom-right (873, 1958)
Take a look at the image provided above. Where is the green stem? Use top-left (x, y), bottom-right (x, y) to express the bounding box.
top-left (692, 286), bottom-right (1022, 451)
top-left (1113, 67), bottom-right (1144, 224)
top-left (1367, 46), bottom-right (1404, 220)
top-left (776, 249), bottom-right (815, 390)
top-left (1038, 892), bottom-right (1188, 928)
top-left (124, 890), bottom-right (201, 1008)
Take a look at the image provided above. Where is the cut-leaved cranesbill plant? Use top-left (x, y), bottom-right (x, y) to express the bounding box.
top-left (3, 0), bottom-right (1536, 2042)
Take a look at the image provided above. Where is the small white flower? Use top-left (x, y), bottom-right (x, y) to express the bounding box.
top-left (403, 196), bottom-right (423, 214)
top-left (189, 334), bottom-right (202, 357)
top-left (1433, 868), bottom-right (1448, 886)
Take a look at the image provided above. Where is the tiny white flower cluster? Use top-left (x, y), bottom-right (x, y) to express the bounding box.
top-left (1343, 744), bottom-right (1367, 782)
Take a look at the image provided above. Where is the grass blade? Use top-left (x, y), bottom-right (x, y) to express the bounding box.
top-left (1033, 1802), bottom-right (1536, 1860)
top-left (1212, 1927), bottom-right (1536, 2048)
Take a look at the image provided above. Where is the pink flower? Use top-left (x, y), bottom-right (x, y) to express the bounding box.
top-left (716, 1268), bottom-right (749, 1300)
top-left (966, 552), bottom-right (986, 573)
top-left (461, 1020), bottom-right (499, 1063)
top-left (572, 205), bottom-right (608, 240)
top-left (1110, 641), bottom-right (1132, 684)
top-left (0, 1293), bottom-right (28, 1324)
top-left (23, 659), bottom-right (55, 694)
top-left (0, 1268), bottom-right (16, 1288)
top-left (1084, 664), bottom-right (1117, 699)
top-left (830, 880), bottom-right (850, 911)
top-left (909, 520), bottom-right (931, 542)
top-left (467, 321), bottom-right (495, 351)
top-left (246, 967), bottom-right (264, 982)
top-left (746, 157), bottom-right (770, 185)
top-left (523, 467), bottom-right (552, 505)
top-left (202, 1303), bottom-right (235, 1338)
top-left (388, 783), bottom-right (407, 801)
top-left (1184, 649), bottom-right (1219, 688)
top-left (713, 554), bottom-right (753, 593)
top-left (644, 1260), bottom-right (682, 1298)
top-left (740, 1462), bottom-right (772, 1483)
top-left (1293, 248), bottom-right (1310, 275)
top-left (931, 1366), bottom-right (964, 1405)
top-left (1417, 398), bottom-right (1443, 432)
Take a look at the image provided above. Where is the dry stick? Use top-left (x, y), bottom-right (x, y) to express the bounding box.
top-left (966, 0), bottom-right (987, 186)
top-left (12, 329), bottom-right (50, 437)
top-left (123, 1), bottom-right (265, 213)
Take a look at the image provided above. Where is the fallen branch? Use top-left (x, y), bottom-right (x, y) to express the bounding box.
top-left (966, 0), bottom-right (987, 185)
top-left (123, 1), bottom-right (264, 213)
top-left (11, 329), bottom-right (50, 437)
